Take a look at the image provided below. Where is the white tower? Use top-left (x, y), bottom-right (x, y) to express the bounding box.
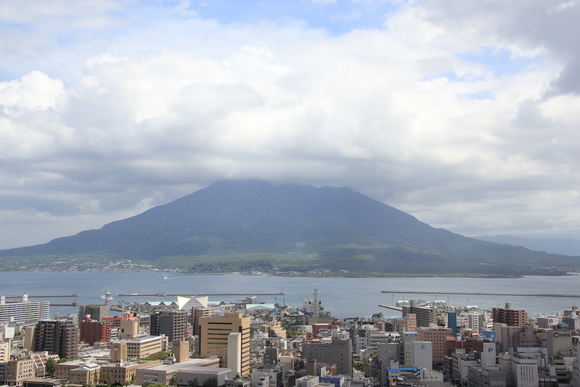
top-left (313, 289), bottom-right (319, 315)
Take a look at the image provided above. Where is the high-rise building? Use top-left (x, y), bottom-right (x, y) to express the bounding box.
top-left (302, 337), bottom-right (353, 376)
top-left (78, 304), bottom-right (109, 322)
top-left (80, 316), bottom-right (112, 345)
top-left (150, 310), bottom-right (188, 342)
top-left (192, 307), bottom-right (215, 337)
top-left (402, 301), bottom-right (436, 328)
top-left (34, 320), bottom-right (79, 360)
top-left (418, 328), bottom-right (454, 362)
top-left (0, 295), bottom-right (49, 323)
top-left (492, 303), bottom-right (528, 327)
top-left (199, 313), bottom-right (251, 376)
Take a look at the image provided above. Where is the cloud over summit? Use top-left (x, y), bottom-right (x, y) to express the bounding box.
top-left (1, 0), bottom-right (579, 249)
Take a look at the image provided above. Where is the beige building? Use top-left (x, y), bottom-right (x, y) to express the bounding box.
top-left (119, 317), bottom-right (140, 339)
top-left (56, 360), bottom-right (103, 382)
top-left (0, 339), bottom-right (10, 362)
top-left (68, 362), bottom-right (101, 385)
top-left (492, 303), bottom-right (528, 327)
top-left (199, 313), bottom-right (251, 376)
top-left (101, 360), bottom-right (162, 385)
top-left (6, 357), bottom-right (36, 386)
top-left (260, 321), bottom-right (287, 339)
top-left (418, 328), bottom-right (454, 362)
top-left (110, 335), bottom-right (168, 360)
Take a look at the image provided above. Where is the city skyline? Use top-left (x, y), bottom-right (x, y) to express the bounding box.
top-left (1, 0), bottom-right (580, 249)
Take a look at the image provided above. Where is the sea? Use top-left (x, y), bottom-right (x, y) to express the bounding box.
top-left (1, 272), bottom-right (579, 319)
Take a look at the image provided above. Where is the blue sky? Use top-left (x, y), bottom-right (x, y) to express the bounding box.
top-left (0, 0), bottom-right (579, 249)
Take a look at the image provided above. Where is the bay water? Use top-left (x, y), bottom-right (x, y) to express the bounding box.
top-left (1, 272), bottom-right (579, 319)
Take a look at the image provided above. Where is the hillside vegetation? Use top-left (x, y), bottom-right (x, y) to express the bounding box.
top-left (1, 180), bottom-right (579, 276)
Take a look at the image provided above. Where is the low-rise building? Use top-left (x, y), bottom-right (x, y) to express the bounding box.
top-left (110, 335), bottom-right (168, 359)
top-left (135, 357), bottom-right (219, 385)
top-left (176, 366), bottom-right (235, 387)
top-left (5, 356), bottom-right (36, 386)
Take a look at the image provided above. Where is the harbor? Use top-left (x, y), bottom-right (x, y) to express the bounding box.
top-left (4, 294), bottom-right (79, 298)
top-left (117, 291), bottom-right (285, 297)
top-left (381, 290), bottom-right (580, 298)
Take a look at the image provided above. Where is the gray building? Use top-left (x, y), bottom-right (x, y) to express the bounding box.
top-left (78, 304), bottom-right (109, 321)
top-left (150, 310), bottom-right (188, 342)
top-left (302, 337), bottom-right (352, 376)
top-left (34, 320), bottom-right (79, 360)
top-left (467, 365), bottom-right (506, 387)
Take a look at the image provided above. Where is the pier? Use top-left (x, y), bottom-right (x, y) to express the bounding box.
top-left (117, 292), bottom-right (285, 297)
top-left (4, 294), bottom-right (79, 298)
top-left (378, 304), bottom-right (403, 312)
top-left (381, 290), bottom-right (580, 298)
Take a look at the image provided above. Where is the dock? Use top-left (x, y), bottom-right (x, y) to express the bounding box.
top-left (378, 304), bottom-right (403, 312)
top-left (381, 290), bottom-right (580, 298)
top-left (117, 292), bottom-right (285, 297)
top-left (4, 294), bottom-right (79, 298)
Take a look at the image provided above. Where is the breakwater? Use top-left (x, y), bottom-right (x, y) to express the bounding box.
top-left (381, 290), bottom-right (580, 298)
top-left (118, 292), bottom-right (285, 297)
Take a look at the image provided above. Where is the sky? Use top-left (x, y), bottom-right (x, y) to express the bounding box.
top-left (1, 0), bottom-right (580, 249)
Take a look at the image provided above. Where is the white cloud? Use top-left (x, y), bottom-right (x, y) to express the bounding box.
top-left (0, 0), bottom-right (579, 248)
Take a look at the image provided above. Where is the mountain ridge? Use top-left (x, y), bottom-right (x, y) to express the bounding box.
top-left (1, 180), bottom-right (578, 275)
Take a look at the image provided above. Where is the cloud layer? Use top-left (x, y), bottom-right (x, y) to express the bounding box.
top-left (1, 0), bottom-right (579, 249)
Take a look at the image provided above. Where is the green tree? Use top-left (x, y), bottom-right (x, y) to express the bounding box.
top-left (188, 378), bottom-right (199, 387)
top-left (203, 378), bottom-right (218, 387)
top-left (169, 374), bottom-right (178, 386)
top-left (45, 358), bottom-right (57, 376)
top-left (58, 358), bottom-right (69, 364)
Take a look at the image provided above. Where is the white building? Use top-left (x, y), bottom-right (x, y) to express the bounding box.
top-left (412, 341), bottom-right (432, 372)
top-left (0, 295), bottom-right (50, 323)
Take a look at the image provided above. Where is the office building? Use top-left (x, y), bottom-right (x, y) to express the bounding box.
top-left (413, 341), bottom-right (433, 371)
top-left (78, 305), bottom-right (109, 322)
top-left (418, 328), bottom-right (454, 362)
top-left (110, 335), bottom-right (168, 360)
top-left (302, 337), bottom-right (353, 376)
top-left (150, 310), bottom-right (188, 342)
top-left (199, 313), bottom-right (251, 376)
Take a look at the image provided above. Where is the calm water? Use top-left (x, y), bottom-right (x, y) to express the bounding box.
top-left (1, 272), bottom-right (579, 318)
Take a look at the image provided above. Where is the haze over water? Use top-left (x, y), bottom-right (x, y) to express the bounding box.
top-left (1, 272), bottom-right (578, 318)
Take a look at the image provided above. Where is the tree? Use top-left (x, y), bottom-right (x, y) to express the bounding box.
top-left (45, 358), bottom-right (56, 376)
top-left (58, 358), bottom-right (69, 364)
top-left (188, 378), bottom-right (199, 387)
top-left (169, 374), bottom-right (178, 386)
top-left (203, 378), bottom-right (218, 387)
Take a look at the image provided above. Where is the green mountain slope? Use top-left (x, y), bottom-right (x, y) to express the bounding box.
top-left (1, 180), bottom-right (578, 275)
